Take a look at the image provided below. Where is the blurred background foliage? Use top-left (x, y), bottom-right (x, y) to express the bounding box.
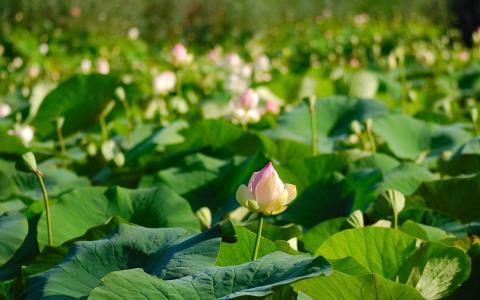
top-left (0, 0), bottom-right (460, 47)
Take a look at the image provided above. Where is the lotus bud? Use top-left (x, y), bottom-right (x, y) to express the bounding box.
top-left (0, 102), bottom-right (12, 118)
top-left (56, 117), bottom-right (65, 129)
top-left (115, 87), bottom-right (126, 102)
top-left (365, 118), bottom-right (373, 132)
top-left (96, 58), bottom-right (110, 75)
top-left (236, 162), bottom-right (297, 215)
top-left (81, 58), bottom-right (92, 73)
top-left (471, 107), bottom-right (478, 123)
top-left (239, 89), bottom-right (259, 110)
top-left (350, 120), bottom-right (362, 134)
top-left (265, 100), bottom-right (280, 114)
top-left (128, 27), bottom-right (140, 40)
top-left (113, 152), bottom-right (125, 167)
top-left (196, 207), bottom-right (212, 229)
top-left (171, 43), bottom-right (193, 66)
top-left (153, 71), bottom-right (176, 95)
top-left (15, 151), bottom-right (38, 174)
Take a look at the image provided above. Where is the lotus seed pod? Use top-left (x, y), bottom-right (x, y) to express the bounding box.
top-left (350, 120), bottom-right (362, 134)
top-left (380, 189), bottom-right (405, 214)
top-left (115, 87), bottom-right (126, 102)
top-left (16, 151), bottom-right (38, 173)
top-left (346, 210), bottom-right (364, 228)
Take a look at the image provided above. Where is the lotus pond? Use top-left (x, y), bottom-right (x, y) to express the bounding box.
top-left (0, 2), bottom-right (480, 299)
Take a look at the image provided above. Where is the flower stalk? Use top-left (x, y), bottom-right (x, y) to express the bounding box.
top-left (35, 170), bottom-right (53, 245)
top-left (306, 96), bottom-right (317, 156)
top-left (252, 215), bottom-right (264, 260)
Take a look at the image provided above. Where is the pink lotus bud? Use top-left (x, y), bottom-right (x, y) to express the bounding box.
top-left (153, 71), bottom-right (176, 95)
top-left (28, 65), bottom-right (40, 79)
top-left (236, 162), bottom-right (297, 215)
top-left (171, 43), bottom-right (192, 66)
top-left (239, 89), bottom-right (259, 110)
top-left (0, 103), bottom-right (11, 118)
top-left (96, 58), bottom-right (110, 74)
top-left (265, 100), bottom-right (280, 114)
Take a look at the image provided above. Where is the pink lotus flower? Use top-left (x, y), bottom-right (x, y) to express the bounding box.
top-left (236, 162), bottom-right (297, 215)
top-left (171, 43), bottom-right (193, 66)
top-left (229, 89), bottom-right (261, 124)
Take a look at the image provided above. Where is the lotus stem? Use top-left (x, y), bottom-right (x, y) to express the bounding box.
top-left (252, 215), bottom-right (264, 261)
top-left (393, 208), bottom-right (398, 230)
top-left (307, 96), bottom-right (317, 156)
top-left (35, 171), bottom-right (53, 246)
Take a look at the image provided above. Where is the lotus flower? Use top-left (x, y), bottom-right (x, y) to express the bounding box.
top-left (153, 71), bottom-right (176, 95)
top-left (171, 43), bottom-right (193, 66)
top-left (0, 103), bottom-right (11, 118)
top-left (8, 124), bottom-right (34, 144)
top-left (229, 89), bottom-right (261, 124)
top-left (96, 58), bottom-right (110, 74)
top-left (236, 162), bottom-right (297, 215)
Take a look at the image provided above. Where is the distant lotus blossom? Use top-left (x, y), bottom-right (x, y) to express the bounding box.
top-left (28, 65), bottom-right (40, 79)
top-left (265, 100), bottom-right (280, 114)
top-left (96, 58), bottom-right (110, 74)
top-left (207, 46), bottom-right (222, 62)
top-left (225, 53), bottom-right (242, 70)
top-left (153, 71), bottom-right (176, 95)
top-left (354, 13), bottom-right (369, 26)
top-left (458, 51), bottom-right (470, 62)
top-left (171, 43), bottom-right (193, 66)
top-left (70, 6), bottom-right (81, 17)
top-left (224, 73), bottom-right (248, 94)
top-left (229, 89), bottom-right (262, 125)
top-left (350, 57), bottom-right (360, 68)
top-left (417, 49), bottom-right (435, 66)
top-left (39, 43), bottom-right (49, 55)
top-left (81, 58), bottom-right (92, 73)
top-left (11, 57), bottom-right (23, 69)
top-left (128, 27), bottom-right (140, 40)
top-left (8, 125), bottom-right (34, 144)
top-left (0, 103), bottom-right (11, 118)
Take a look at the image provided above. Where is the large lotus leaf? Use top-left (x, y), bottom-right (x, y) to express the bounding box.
top-left (275, 154), bottom-right (348, 192)
top-left (89, 252), bottom-right (332, 300)
top-left (301, 217), bottom-right (346, 254)
top-left (398, 242), bottom-right (471, 299)
top-left (0, 212), bottom-right (28, 266)
top-left (37, 185), bottom-right (199, 249)
top-left (439, 137), bottom-right (480, 175)
top-left (216, 227), bottom-right (298, 266)
top-left (400, 220), bottom-right (456, 244)
top-left (0, 159), bottom-right (90, 201)
top-left (373, 114), bottom-right (471, 160)
top-left (0, 126), bottom-right (27, 155)
top-left (316, 227), bottom-right (417, 280)
top-left (280, 173), bottom-right (350, 228)
top-left (347, 152), bottom-right (400, 174)
top-left (31, 74), bottom-right (118, 139)
top-left (413, 173), bottom-right (480, 222)
top-left (378, 163), bottom-right (436, 195)
top-left (26, 222), bottom-right (232, 299)
top-left (293, 271), bottom-right (423, 300)
top-left (264, 96), bottom-right (388, 146)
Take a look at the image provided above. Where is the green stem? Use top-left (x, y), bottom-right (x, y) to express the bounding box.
top-left (99, 116), bottom-right (108, 142)
top-left (35, 171), bottom-right (53, 246)
top-left (400, 61), bottom-right (407, 113)
top-left (393, 209), bottom-right (398, 230)
top-left (308, 96), bottom-right (317, 156)
top-left (252, 215), bottom-right (264, 261)
top-left (56, 126), bottom-right (66, 154)
top-left (367, 131), bottom-right (377, 153)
